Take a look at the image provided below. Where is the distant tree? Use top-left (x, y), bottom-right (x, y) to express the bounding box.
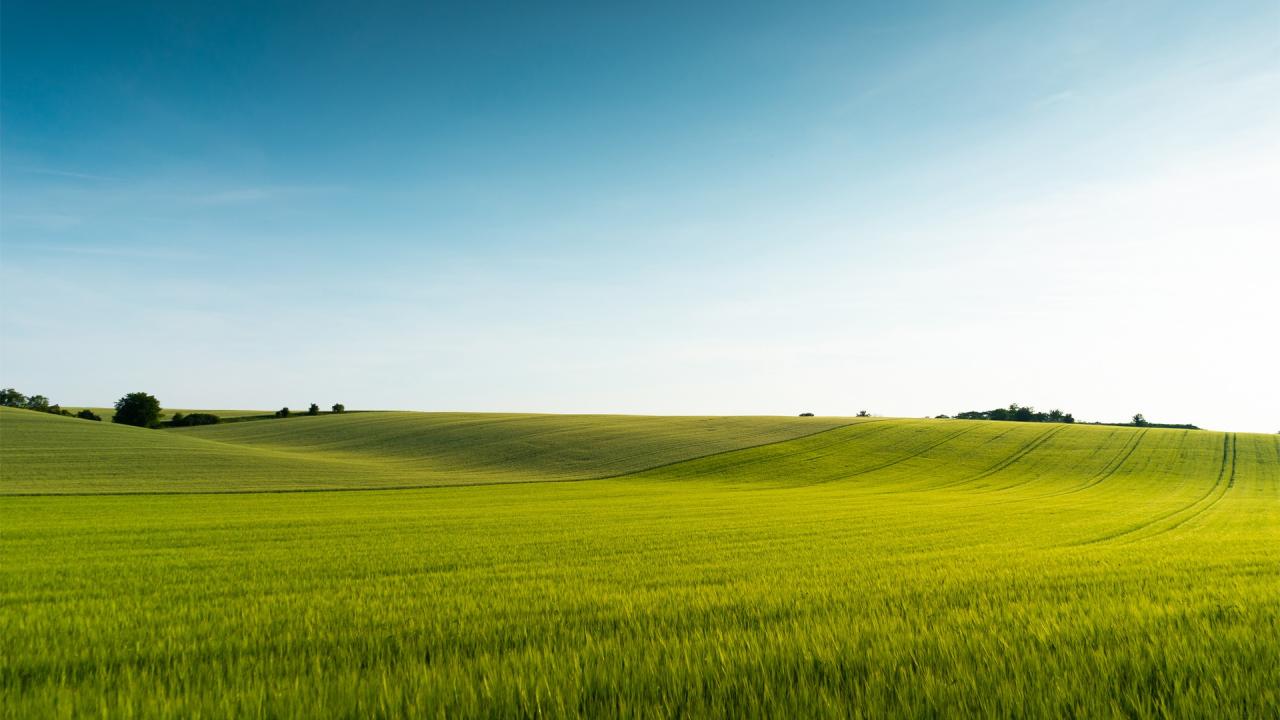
top-left (856, 410), bottom-right (870, 417)
top-left (0, 388), bottom-right (26, 407)
top-left (799, 412), bottom-right (814, 417)
top-left (23, 394), bottom-right (51, 412)
top-left (331, 403), bottom-right (345, 414)
top-left (308, 403), bottom-right (320, 416)
top-left (935, 414), bottom-right (951, 419)
top-left (113, 392), bottom-right (163, 428)
top-left (1132, 413), bottom-right (1148, 427)
top-left (170, 412), bottom-right (220, 427)
top-left (76, 409), bottom-right (102, 421)
top-left (276, 407), bottom-right (290, 418)
top-left (1010, 403), bottom-right (1036, 422)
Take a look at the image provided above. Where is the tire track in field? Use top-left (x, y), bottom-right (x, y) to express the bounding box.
top-left (1133, 432), bottom-right (1238, 542)
top-left (802, 422), bottom-right (988, 486)
top-left (913, 424), bottom-right (1067, 492)
top-left (596, 418), bottom-right (893, 479)
top-left (1041, 429), bottom-right (1150, 499)
top-left (1075, 433), bottom-right (1235, 546)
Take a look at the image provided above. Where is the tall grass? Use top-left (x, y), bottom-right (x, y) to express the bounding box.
top-left (2, 409), bottom-right (1277, 717)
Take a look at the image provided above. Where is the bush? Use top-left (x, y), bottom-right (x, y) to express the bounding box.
top-left (170, 413), bottom-right (220, 427)
top-left (308, 403), bottom-right (320, 416)
top-left (113, 392), bottom-right (163, 428)
top-left (799, 412), bottom-right (814, 417)
top-left (76, 409), bottom-right (102, 422)
top-left (276, 407), bottom-right (290, 418)
top-left (331, 403), bottom-right (345, 414)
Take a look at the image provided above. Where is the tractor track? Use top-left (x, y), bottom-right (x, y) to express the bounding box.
top-left (803, 422), bottom-right (988, 486)
top-left (919, 424), bottom-right (1066, 492)
top-left (1075, 433), bottom-right (1236, 546)
top-left (1044, 429), bottom-right (1150, 499)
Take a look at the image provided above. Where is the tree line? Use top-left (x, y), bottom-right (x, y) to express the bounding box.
top-left (937, 404), bottom-right (1198, 429)
top-left (944, 404), bottom-right (1076, 424)
top-left (2, 388), bottom-right (347, 429)
top-left (1, 388), bottom-right (101, 421)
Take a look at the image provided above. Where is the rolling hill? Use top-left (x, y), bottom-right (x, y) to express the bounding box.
top-left (2, 406), bottom-right (1277, 717)
top-left (0, 408), bottom-right (856, 493)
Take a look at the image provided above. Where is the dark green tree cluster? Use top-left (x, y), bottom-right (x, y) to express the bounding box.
top-left (1, 387), bottom-right (80, 418)
top-left (169, 412), bottom-right (221, 427)
top-left (954, 403), bottom-right (1075, 424)
top-left (113, 392), bottom-right (164, 428)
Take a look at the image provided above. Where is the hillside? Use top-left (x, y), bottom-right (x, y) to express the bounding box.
top-left (0, 408), bottom-right (854, 493)
top-left (5, 407), bottom-right (1276, 502)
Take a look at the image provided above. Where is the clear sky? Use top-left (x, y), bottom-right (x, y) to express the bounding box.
top-left (2, 1), bottom-right (1277, 431)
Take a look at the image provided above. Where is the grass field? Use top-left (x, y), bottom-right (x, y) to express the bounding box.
top-left (2, 407), bottom-right (1277, 717)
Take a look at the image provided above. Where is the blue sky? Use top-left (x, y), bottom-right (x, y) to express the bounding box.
top-left (2, 1), bottom-right (1277, 431)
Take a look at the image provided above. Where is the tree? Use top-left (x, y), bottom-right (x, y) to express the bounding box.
top-left (857, 410), bottom-right (870, 417)
top-left (331, 403), bottom-right (345, 413)
top-left (0, 388), bottom-right (26, 407)
top-left (276, 407), bottom-right (290, 418)
top-left (799, 412), bottom-right (814, 417)
top-left (308, 403), bottom-right (320, 416)
top-left (1132, 413), bottom-right (1148, 427)
top-left (76, 409), bottom-right (102, 421)
top-left (113, 392), bottom-right (163, 428)
top-left (24, 395), bottom-right (51, 412)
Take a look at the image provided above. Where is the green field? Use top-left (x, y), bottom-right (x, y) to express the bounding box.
top-left (2, 407), bottom-right (1277, 717)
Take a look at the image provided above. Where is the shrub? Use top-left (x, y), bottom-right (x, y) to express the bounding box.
top-left (308, 403), bottom-right (320, 416)
top-left (332, 403), bottom-right (345, 414)
top-left (170, 413), bottom-right (220, 427)
top-left (276, 407), bottom-right (290, 419)
top-left (76, 409), bottom-right (103, 422)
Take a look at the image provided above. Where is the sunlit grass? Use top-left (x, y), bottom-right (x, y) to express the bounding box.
top-left (1, 408), bottom-right (1276, 717)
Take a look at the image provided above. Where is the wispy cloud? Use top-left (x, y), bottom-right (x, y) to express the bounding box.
top-left (1032, 90), bottom-right (1077, 109)
top-left (2, 213), bottom-right (82, 231)
top-left (4, 243), bottom-right (208, 261)
top-left (186, 185), bottom-right (342, 206)
top-left (14, 167), bottom-right (121, 181)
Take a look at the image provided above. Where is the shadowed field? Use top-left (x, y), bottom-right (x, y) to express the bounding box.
top-left (2, 408), bottom-right (1277, 717)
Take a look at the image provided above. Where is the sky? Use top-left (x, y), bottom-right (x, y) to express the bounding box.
top-left (2, 1), bottom-right (1277, 432)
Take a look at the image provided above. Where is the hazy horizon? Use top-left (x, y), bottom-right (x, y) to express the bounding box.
top-left (3, 1), bottom-right (1277, 433)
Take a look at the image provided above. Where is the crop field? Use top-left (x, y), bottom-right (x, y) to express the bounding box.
top-left (2, 407), bottom-right (1278, 718)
